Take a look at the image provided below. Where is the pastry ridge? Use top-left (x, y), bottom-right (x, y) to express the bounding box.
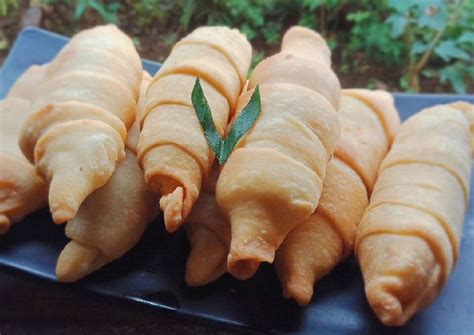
top-left (355, 105), bottom-right (471, 325)
top-left (274, 88), bottom-right (400, 305)
top-left (0, 65), bottom-right (49, 234)
top-left (56, 71), bottom-right (159, 282)
top-left (138, 26), bottom-right (251, 233)
top-left (216, 26), bottom-right (341, 280)
top-left (18, 25), bottom-right (142, 224)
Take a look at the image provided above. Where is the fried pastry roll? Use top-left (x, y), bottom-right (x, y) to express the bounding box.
top-left (355, 104), bottom-right (471, 325)
top-left (184, 164), bottom-right (230, 286)
top-left (19, 25), bottom-right (142, 224)
top-left (56, 72), bottom-right (159, 282)
top-left (216, 26), bottom-right (341, 279)
top-left (138, 26), bottom-right (251, 233)
top-left (275, 90), bottom-right (400, 305)
top-left (0, 65), bottom-right (49, 234)
top-left (448, 101), bottom-right (474, 154)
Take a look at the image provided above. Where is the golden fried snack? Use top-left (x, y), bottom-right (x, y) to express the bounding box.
top-left (55, 149), bottom-right (158, 282)
top-left (0, 65), bottom-right (49, 234)
top-left (355, 105), bottom-right (471, 326)
top-left (275, 90), bottom-right (400, 305)
top-left (138, 26), bottom-right (251, 233)
top-left (126, 71), bottom-right (152, 153)
top-left (216, 26), bottom-right (341, 280)
top-left (6, 64), bottom-right (47, 100)
top-left (184, 164), bottom-right (230, 286)
top-left (448, 101), bottom-right (474, 154)
top-left (19, 25), bottom-right (142, 224)
top-left (56, 73), bottom-right (158, 282)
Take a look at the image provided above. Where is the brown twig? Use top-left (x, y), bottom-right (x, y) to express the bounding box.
top-left (413, 26), bottom-right (446, 74)
top-left (407, 0), bottom-right (464, 91)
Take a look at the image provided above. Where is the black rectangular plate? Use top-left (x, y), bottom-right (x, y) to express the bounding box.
top-left (1, 27), bottom-right (474, 334)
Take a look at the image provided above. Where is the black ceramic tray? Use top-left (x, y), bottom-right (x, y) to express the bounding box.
top-left (1, 27), bottom-right (473, 335)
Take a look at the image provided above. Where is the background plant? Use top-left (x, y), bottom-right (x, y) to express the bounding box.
top-left (385, 0), bottom-right (473, 93)
top-left (1, 0), bottom-right (473, 93)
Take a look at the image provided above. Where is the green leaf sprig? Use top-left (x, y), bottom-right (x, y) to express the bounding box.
top-left (191, 78), bottom-right (261, 164)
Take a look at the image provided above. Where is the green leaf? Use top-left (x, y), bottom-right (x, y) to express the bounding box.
top-left (262, 21), bottom-right (282, 45)
top-left (298, 12), bottom-right (317, 29)
top-left (386, 13), bottom-right (407, 37)
top-left (388, 0), bottom-right (415, 13)
top-left (327, 37), bottom-right (338, 50)
top-left (89, 1), bottom-right (119, 24)
top-left (418, 12), bottom-right (446, 30)
top-left (221, 86), bottom-right (261, 163)
top-left (388, 0), bottom-right (418, 14)
top-left (399, 73), bottom-right (414, 92)
top-left (191, 78), bottom-right (222, 157)
top-left (459, 31), bottom-right (474, 43)
top-left (346, 11), bottom-right (371, 23)
top-left (411, 41), bottom-right (428, 55)
top-left (251, 50), bottom-right (265, 70)
top-left (467, 65), bottom-right (474, 78)
top-left (440, 63), bottom-right (466, 94)
top-left (0, 37), bottom-right (8, 50)
top-left (240, 23), bottom-right (256, 41)
top-left (366, 78), bottom-right (376, 90)
top-left (422, 68), bottom-right (438, 78)
top-left (435, 40), bottom-right (470, 61)
top-left (179, 0), bottom-right (196, 30)
top-left (417, 0), bottom-right (443, 11)
top-left (75, 0), bottom-right (89, 19)
top-left (0, 0), bottom-right (19, 16)
top-left (191, 78), bottom-right (261, 164)
top-left (302, 0), bottom-right (322, 11)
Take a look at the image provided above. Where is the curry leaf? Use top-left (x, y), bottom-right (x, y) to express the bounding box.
top-left (220, 85), bottom-right (261, 163)
top-left (191, 78), bottom-right (223, 157)
top-left (191, 78), bottom-right (261, 164)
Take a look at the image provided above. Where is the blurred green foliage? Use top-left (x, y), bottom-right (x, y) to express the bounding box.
top-left (72, 0), bottom-right (474, 93)
top-left (0, 0), bottom-right (20, 52)
top-left (73, 0), bottom-right (120, 23)
top-left (0, 0), bottom-right (19, 16)
top-left (4, 0), bottom-right (473, 93)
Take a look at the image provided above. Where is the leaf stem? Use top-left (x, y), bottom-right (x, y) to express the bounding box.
top-left (413, 26), bottom-right (446, 74)
top-left (408, 0), bottom-right (464, 91)
top-left (192, 78), bottom-right (262, 164)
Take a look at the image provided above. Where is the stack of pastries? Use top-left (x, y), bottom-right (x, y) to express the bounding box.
top-left (0, 23), bottom-right (472, 327)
